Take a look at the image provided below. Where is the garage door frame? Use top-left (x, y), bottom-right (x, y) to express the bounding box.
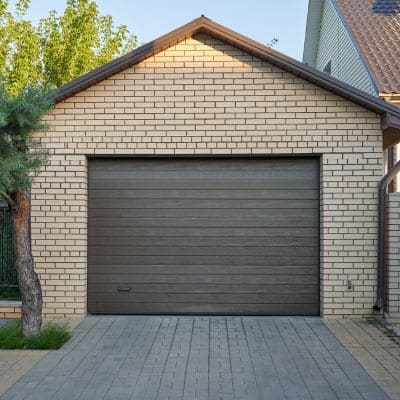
top-left (87, 155), bottom-right (321, 316)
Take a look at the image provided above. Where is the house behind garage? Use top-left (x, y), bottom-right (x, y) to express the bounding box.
top-left (33, 17), bottom-right (400, 318)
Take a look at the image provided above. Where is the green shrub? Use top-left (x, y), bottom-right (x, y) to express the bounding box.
top-left (0, 320), bottom-right (71, 349)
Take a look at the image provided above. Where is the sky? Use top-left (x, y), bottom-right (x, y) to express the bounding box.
top-left (16, 0), bottom-right (310, 61)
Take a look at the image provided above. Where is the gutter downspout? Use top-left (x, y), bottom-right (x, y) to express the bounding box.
top-left (374, 158), bottom-right (400, 311)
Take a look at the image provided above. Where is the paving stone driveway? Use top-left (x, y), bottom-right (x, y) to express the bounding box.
top-left (0, 316), bottom-right (392, 400)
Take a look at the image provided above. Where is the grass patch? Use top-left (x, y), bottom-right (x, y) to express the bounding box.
top-left (367, 317), bottom-right (400, 346)
top-left (0, 320), bottom-right (71, 350)
top-left (0, 287), bottom-right (20, 300)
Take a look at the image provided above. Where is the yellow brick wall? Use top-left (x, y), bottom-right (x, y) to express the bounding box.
top-left (35, 33), bottom-right (383, 318)
top-left (0, 303), bottom-right (21, 319)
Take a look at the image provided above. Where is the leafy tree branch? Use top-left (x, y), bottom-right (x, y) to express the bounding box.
top-left (0, 0), bottom-right (137, 94)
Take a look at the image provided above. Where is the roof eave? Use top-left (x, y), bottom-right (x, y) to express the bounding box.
top-left (382, 114), bottom-right (400, 148)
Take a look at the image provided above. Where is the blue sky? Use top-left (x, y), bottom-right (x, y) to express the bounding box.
top-left (18, 0), bottom-right (309, 60)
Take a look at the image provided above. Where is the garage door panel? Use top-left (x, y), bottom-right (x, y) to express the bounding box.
top-left (88, 157), bottom-right (320, 315)
top-left (88, 227), bottom-right (319, 237)
top-left (90, 285), bottom-right (318, 297)
top-left (88, 236), bottom-right (318, 247)
top-left (89, 255), bottom-right (319, 266)
top-left (88, 302), bottom-right (319, 316)
top-left (89, 216), bottom-right (318, 229)
top-left (89, 273), bottom-right (319, 285)
top-left (89, 170), bottom-right (318, 181)
top-left (90, 198), bottom-right (319, 210)
top-left (88, 245), bottom-right (318, 257)
top-left (90, 180), bottom-right (319, 191)
top-left (89, 265), bottom-right (319, 275)
top-left (89, 158), bottom-right (318, 172)
top-left (88, 292), bottom-right (318, 304)
top-left (89, 188), bottom-right (319, 200)
top-left (89, 207), bottom-right (319, 219)
top-left (89, 180), bottom-right (318, 198)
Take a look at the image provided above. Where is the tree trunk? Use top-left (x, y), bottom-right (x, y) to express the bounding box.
top-left (12, 187), bottom-right (42, 336)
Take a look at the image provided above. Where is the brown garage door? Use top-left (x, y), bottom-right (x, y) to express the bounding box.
top-left (88, 157), bottom-right (320, 315)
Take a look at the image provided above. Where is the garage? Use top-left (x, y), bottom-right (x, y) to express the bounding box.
top-left (87, 157), bottom-right (320, 315)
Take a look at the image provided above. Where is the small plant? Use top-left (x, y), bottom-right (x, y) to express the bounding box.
top-left (0, 320), bottom-right (71, 350)
top-left (367, 318), bottom-right (400, 346)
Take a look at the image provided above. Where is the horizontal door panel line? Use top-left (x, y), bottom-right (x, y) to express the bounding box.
top-left (89, 160), bottom-right (318, 168)
top-left (89, 185), bottom-right (318, 191)
top-left (88, 211), bottom-right (319, 217)
top-left (88, 187), bottom-right (319, 190)
top-left (91, 280), bottom-right (317, 287)
top-left (88, 275), bottom-right (319, 280)
top-left (89, 209), bottom-right (318, 211)
top-left (88, 244), bottom-right (319, 247)
top-left (89, 172), bottom-right (318, 179)
top-left (89, 206), bottom-right (319, 209)
top-left (89, 169), bottom-right (318, 174)
top-left (88, 216), bottom-right (318, 220)
top-left (88, 234), bottom-right (319, 238)
top-left (88, 252), bottom-right (318, 257)
top-left (89, 262), bottom-right (320, 266)
top-left (89, 225), bottom-right (318, 229)
top-left (87, 267), bottom-right (320, 273)
top-left (87, 301), bottom-right (320, 305)
top-left (87, 273), bottom-right (319, 276)
top-left (87, 235), bottom-right (320, 239)
top-left (88, 276), bottom-right (319, 280)
top-left (90, 292), bottom-right (318, 295)
top-left (88, 191), bottom-right (319, 197)
top-left (87, 270), bottom-right (320, 273)
top-left (89, 286), bottom-right (319, 290)
top-left (88, 255), bottom-right (320, 259)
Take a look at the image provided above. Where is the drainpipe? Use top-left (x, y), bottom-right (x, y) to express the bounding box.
top-left (373, 158), bottom-right (400, 311)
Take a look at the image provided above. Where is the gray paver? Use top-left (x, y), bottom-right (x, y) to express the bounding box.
top-left (0, 316), bottom-right (392, 400)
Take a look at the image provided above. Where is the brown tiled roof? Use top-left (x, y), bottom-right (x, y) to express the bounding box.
top-left (333, 0), bottom-right (400, 94)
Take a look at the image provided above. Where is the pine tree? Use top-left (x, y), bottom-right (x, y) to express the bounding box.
top-left (0, 85), bottom-right (54, 336)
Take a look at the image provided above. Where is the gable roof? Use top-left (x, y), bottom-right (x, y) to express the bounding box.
top-left (333, 0), bottom-right (400, 95)
top-left (55, 16), bottom-right (400, 134)
top-left (304, 0), bottom-right (400, 95)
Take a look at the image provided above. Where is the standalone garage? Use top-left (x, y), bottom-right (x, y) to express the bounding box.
top-left (33, 17), bottom-right (400, 319)
top-left (88, 157), bottom-right (320, 315)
